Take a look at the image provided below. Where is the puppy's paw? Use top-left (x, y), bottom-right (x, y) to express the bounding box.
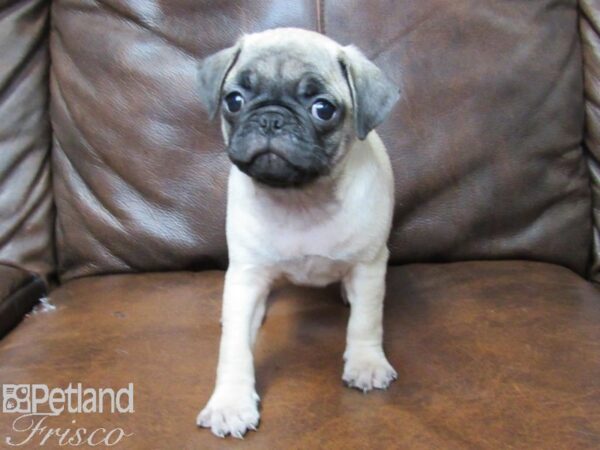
top-left (343, 350), bottom-right (397, 392)
top-left (197, 388), bottom-right (260, 438)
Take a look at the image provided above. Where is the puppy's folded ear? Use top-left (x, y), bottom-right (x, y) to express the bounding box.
top-left (340, 46), bottom-right (400, 140)
top-left (197, 41), bottom-right (242, 120)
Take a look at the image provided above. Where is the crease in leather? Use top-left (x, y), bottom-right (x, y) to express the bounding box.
top-left (52, 140), bottom-right (134, 274)
top-left (92, 0), bottom-right (197, 58)
top-left (580, 0), bottom-right (600, 281)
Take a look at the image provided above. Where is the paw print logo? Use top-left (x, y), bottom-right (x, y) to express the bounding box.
top-left (2, 385), bottom-right (30, 413)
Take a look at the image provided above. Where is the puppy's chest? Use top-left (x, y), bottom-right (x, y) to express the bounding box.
top-left (278, 255), bottom-right (350, 287)
top-left (257, 215), bottom-right (363, 261)
top-left (234, 215), bottom-right (357, 285)
top-left (256, 221), bottom-right (360, 286)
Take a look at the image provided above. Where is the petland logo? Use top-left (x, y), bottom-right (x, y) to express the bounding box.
top-left (2, 383), bottom-right (134, 447)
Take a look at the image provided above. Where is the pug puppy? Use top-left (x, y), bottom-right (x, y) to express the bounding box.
top-left (196, 28), bottom-right (399, 438)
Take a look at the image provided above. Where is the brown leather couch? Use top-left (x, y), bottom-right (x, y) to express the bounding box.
top-left (2, 0), bottom-right (600, 448)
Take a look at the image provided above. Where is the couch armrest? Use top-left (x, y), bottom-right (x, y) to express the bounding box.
top-left (0, 264), bottom-right (46, 338)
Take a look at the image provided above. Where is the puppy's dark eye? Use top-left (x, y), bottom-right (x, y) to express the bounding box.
top-left (311, 99), bottom-right (336, 121)
top-left (224, 92), bottom-right (244, 113)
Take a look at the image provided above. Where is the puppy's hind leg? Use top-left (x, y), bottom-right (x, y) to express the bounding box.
top-left (197, 265), bottom-right (272, 438)
top-left (342, 248), bottom-right (397, 392)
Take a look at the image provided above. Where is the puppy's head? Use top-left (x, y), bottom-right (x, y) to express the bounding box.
top-left (198, 28), bottom-right (399, 188)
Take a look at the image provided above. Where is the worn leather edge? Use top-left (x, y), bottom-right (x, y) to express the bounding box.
top-left (0, 274), bottom-right (47, 339)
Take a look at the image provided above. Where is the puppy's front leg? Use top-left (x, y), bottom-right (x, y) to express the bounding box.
top-left (342, 248), bottom-right (397, 392)
top-left (197, 265), bottom-right (271, 438)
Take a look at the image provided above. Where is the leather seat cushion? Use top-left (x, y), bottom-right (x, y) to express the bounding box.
top-left (0, 261), bottom-right (598, 448)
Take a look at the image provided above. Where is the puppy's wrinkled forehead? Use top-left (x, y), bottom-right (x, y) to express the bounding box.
top-left (224, 30), bottom-right (350, 101)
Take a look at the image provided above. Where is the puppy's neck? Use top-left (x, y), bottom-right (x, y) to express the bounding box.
top-left (253, 174), bottom-right (341, 213)
top-left (249, 137), bottom-right (365, 220)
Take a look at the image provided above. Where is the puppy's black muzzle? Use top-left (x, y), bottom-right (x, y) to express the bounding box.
top-left (227, 105), bottom-right (328, 188)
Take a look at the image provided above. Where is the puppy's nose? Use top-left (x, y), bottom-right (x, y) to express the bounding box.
top-left (258, 112), bottom-right (284, 133)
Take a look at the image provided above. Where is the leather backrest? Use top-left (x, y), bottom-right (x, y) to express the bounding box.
top-left (0, 0), bottom-right (54, 277)
top-left (324, 1), bottom-right (591, 273)
top-left (50, 0), bottom-right (591, 281)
